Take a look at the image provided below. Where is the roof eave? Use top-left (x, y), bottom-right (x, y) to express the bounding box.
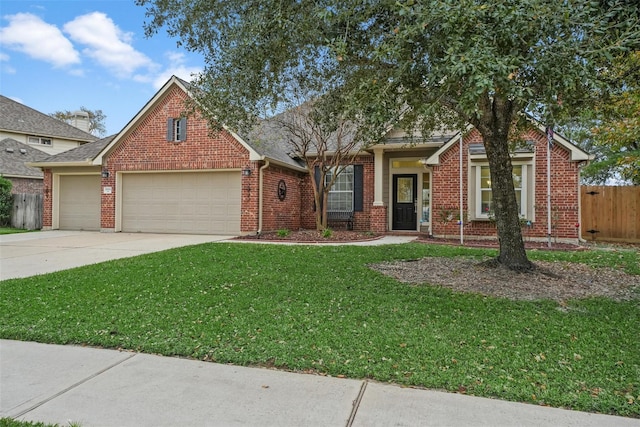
top-left (27, 160), bottom-right (94, 169)
top-left (263, 156), bottom-right (308, 173)
top-left (1, 174), bottom-right (43, 179)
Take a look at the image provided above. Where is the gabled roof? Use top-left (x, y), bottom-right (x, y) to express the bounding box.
top-left (0, 95), bottom-right (97, 142)
top-left (0, 138), bottom-right (49, 178)
top-left (423, 123), bottom-right (592, 165)
top-left (94, 76), bottom-right (306, 171)
top-left (28, 135), bottom-right (115, 168)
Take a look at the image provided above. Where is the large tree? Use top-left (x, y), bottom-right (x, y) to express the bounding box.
top-left (561, 51), bottom-right (640, 185)
top-left (138, 0), bottom-right (639, 270)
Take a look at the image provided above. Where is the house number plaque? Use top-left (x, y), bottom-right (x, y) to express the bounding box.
top-left (277, 180), bottom-right (287, 201)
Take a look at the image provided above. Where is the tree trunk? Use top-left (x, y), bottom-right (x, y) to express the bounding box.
top-left (474, 95), bottom-right (533, 271)
top-left (312, 181), bottom-right (329, 230)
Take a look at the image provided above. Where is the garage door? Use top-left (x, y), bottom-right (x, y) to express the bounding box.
top-left (59, 175), bottom-right (101, 231)
top-left (121, 171), bottom-right (241, 234)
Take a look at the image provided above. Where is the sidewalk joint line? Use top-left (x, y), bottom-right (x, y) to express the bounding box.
top-left (346, 380), bottom-right (368, 427)
top-left (12, 352), bottom-right (138, 418)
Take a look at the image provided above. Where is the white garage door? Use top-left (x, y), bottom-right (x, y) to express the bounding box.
top-left (121, 171), bottom-right (241, 234)
top-left (59, 175), bottom-right (101, 231)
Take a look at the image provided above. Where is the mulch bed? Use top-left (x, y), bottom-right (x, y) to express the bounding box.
top-left (414, 235), bottom-right (586, 251)
top-left (234, 229), bottom-right (381, 243)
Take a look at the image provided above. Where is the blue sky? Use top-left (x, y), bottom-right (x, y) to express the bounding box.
top-left (0, 0), bottom-right (204, 136)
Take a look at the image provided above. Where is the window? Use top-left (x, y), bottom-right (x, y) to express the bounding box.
top-left (28, 136), bottom-right (52, 146)
top-left (475, 164), bottom-right (528, 218)
top-left (326, 165), bottom-right (354, 211)
top-left (166, 118), bottom-right (187, 142)
top-left (422, 173), bottom-right (430, 222)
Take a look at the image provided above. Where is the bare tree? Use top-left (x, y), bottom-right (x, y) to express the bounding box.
top-left (50, 107), bottom-right (106, 136)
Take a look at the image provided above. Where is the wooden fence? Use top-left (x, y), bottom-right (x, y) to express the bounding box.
top-left (581, 185), bottom-right (639, 243)
top-left (11, 193), bottom-right (43, 230)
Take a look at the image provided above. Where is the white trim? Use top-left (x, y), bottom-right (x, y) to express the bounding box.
top-left (473, 163), bottom-right (530, 219)
top-left (373, 147), bottom-right (385, 206)
top-left (115, 169), bottom-right (242, 234)
top-left (388, 157), bottom-right (425, 231)
top-left (423, 121), bottom-right (591, 165)
top-left (51, 171), bottom-right (101, 230)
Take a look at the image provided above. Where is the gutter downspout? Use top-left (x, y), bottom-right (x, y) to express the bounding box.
top-left (459, 133), bottom-right (464, 245)
top-left (546, 126), bottom-right (553, 248)
top-left (577, 161), bottom-right (588, 243)
top-left (257, 160), bottom-right (270, 235)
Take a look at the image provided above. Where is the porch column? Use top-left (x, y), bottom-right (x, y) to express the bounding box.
top-left (371, 147), bottom-right (387, 232)
top-left (373, 147), bottom-right (384, 206)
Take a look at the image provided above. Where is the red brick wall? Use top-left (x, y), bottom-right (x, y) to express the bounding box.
top-left (9, 177), bottom-right (43, 194)
top-left (300, 155), bottom-right (374, 231)
top-left (102, 85), bottom-right (253, 231)
top-left (258, 165), bottom-right (304, 232)
top-left (431, 128), bottom-right (581, 240)
top-left (42, 170), bottom-right (52, 228)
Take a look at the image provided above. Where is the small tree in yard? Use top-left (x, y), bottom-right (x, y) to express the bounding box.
top-left (253, 93), bottom-right (364, 230)
top-left (0, 176), bottom-right (13, 227)
top-left (138, 0), bottom-right (640, 271)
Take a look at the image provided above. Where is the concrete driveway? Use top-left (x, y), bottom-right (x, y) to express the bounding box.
top-left (0, 231), bottom-right (234, 280)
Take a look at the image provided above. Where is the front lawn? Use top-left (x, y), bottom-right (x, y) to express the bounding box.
top-left (1, 243), bottom-right (638, 417)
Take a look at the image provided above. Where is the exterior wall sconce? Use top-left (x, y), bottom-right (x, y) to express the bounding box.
top-left (242, 168), bottom-right (252, 176)
top-left (101, 170), bottom-right (110, 178)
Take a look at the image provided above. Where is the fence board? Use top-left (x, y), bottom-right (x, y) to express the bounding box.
top-left (581, 186), bottom-right (639, 242)
top-left (11, 193), bottom-right (43, 230)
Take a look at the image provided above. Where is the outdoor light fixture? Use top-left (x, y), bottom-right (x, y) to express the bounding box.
top-left (242, 168), bottom-right (252, 176)
top-left (101, 170), bottom-right (110, 178)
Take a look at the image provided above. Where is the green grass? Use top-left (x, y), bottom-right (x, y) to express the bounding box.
top-left (1, 243), bottom-right (638, 417)
top-left (0, 418), bottom-right (79, 427)
top-left (0, 227), bottom-right (34, 235)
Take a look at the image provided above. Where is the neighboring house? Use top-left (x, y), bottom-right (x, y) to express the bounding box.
top-left (0, 138), bottom-right (49, 194)
top-left (30, 76), bottom-right (591, 241)
top-left (0, 95), bottom-right (97, 156)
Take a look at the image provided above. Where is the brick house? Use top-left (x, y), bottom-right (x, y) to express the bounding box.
top-left (31, 76), bottom-right (591, 241)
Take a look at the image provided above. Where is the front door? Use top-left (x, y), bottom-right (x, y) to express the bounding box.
top-left (392, 174), bottom-right (417, 230)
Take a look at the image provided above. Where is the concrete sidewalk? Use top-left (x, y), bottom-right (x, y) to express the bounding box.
top-left (1, 340), bottom-right (638, 427)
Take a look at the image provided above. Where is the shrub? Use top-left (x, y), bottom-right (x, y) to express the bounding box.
top-left (322, 228), bottom-right (333, 238)
top-left (0, 176), bottom-right (13, 226)
top-left (276, 228), bottom-right (290, 238)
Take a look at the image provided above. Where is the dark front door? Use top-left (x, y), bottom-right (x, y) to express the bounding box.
top-left (392, 174), bottom-right (417, 230)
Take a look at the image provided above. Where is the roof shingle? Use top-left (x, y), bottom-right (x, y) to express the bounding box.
top-left (0, 138), bottom-right (49, 178)
top-left (0, 95), bottom-right (98, 142)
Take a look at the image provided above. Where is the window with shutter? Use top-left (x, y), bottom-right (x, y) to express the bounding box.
top-left (167, 118), bottom-right (187, 142)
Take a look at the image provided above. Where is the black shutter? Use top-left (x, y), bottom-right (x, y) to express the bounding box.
top-left (353, 164), bottom-right (363, 212)
top-left (166, 118), bottom-right (174, 141)
top-left (313, 166), bottom-right (321, 212)
top-left (178, 118), bottom-right (187, 141)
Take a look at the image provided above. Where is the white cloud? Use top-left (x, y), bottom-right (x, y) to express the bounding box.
top-left (0, 52), bottom-right (16, 74)
top-left (63, 12), bottom-right (155, 78)
top-left (150, 52), bottom-right (202, 89)
top-left (0, 13), bottom-right (80, 67)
